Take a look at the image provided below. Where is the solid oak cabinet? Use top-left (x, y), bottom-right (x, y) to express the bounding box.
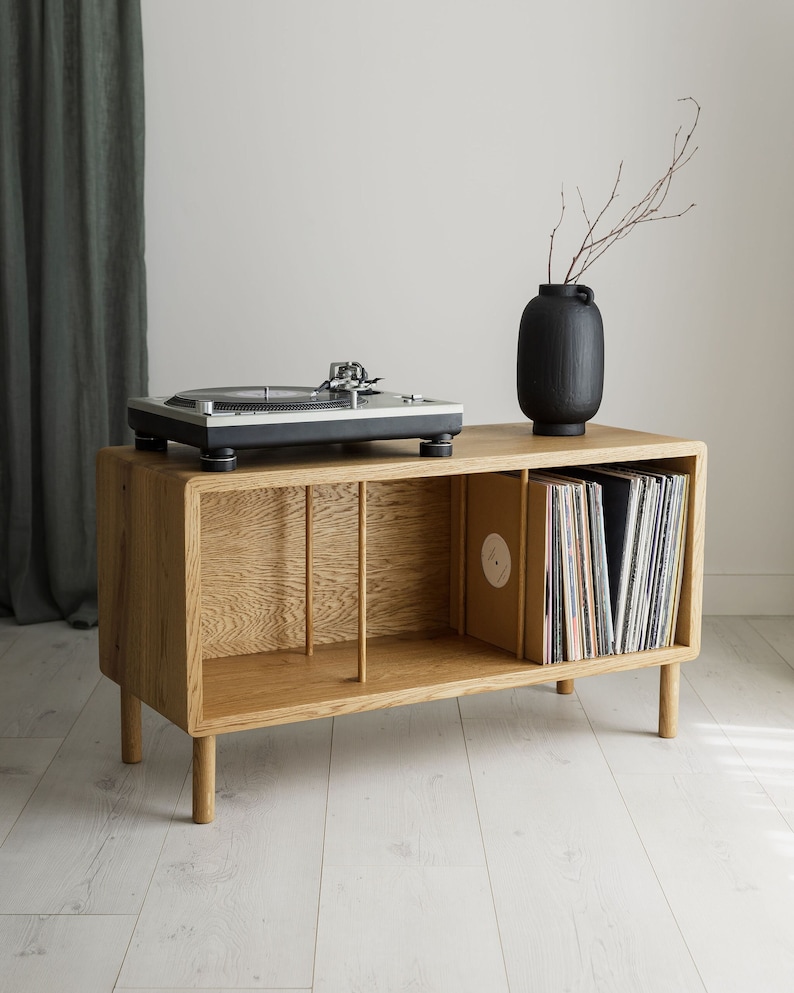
top-left (96, 423), bottom-right (707, 823)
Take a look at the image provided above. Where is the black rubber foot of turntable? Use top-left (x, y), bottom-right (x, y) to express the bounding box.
top-left (419, 435), bottom-right (453, 457)
top-left (134, 433), bottom-right (167, 452)
top-left (200, 448), bottom-right (238, 471)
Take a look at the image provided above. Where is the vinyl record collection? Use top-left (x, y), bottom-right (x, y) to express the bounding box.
top-left (526, 466), bottom-right (689, 664)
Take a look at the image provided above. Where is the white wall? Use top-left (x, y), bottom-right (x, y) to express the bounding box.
top-left (141, 0), bottom-right (794, 614)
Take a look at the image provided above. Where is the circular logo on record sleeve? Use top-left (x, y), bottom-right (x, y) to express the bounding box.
top-left (480, 533), bottom-right (511, 588)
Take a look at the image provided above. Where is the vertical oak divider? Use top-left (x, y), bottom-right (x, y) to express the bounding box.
top-left (457, 475), bottom-right (468, 636)
top-left (305, 484), bottom-right (314, 656)
top-left (358, 480), bottom-right (367, 682)
top-left (516, 469), bottom-right (529, 659)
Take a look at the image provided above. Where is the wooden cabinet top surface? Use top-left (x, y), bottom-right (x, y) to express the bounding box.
top-left (99, 422), bottom-right (706, 490)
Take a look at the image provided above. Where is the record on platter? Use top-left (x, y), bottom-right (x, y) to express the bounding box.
top-left (164, 385), bottom-right (356, 413)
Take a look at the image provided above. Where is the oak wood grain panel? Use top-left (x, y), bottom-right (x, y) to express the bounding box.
top-left (358, 481), bottom-right (367, 681)
top-left (199, 486), bottom-right (307, 658)
top-left (311, 479), bottom-right (453, 642)
top-left (96, 451), bottom-right (133, 687)
top-left (200, 482), bottom-right (363, 654)
top-left (98, 425), bottom-right (706, 744)
top-left (310, 481), bottom-right (358, 645)
top-left (305, 484), bottom-right (314, 653)
top-left (449, 475), bottom-right (467, 634)
top-left (97, 450), bottom-right (199, 731)
top-left (673, 452), bottom-right (707, 653)
top-left (197, 633), bottom-right (699, 734)
top-left (199, 479), bottom-right (452, 658)
top-left (99, 423), bottom-right (706, 491)
top-left (366, 478), bottom-right (451, 636)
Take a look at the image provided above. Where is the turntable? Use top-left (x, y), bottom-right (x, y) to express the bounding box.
top-left (128, 360), bottom-right (463, 470)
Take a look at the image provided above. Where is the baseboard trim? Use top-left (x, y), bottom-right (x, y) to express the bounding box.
top-left (703, 574), bottom-right (794, 615)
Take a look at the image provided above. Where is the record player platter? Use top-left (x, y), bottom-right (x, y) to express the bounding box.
top-left (128, 361), bottom-right (463, 471)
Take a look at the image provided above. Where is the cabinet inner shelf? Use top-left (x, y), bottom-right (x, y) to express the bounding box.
top-left (198, 632), bottom-right (699, 734)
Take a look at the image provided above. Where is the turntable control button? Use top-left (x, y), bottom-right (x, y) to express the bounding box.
top-left (402, 394), bottom-right (424, 402)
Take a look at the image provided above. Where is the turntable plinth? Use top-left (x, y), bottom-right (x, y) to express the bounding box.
top-left (97, 422), bottom-right (707, 823)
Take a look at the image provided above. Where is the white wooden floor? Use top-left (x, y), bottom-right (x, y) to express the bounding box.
top-left (1, 615), bottom-right (794, 992)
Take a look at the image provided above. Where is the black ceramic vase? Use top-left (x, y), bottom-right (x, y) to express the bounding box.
top-left (517, 283), bottom-right (604, 436)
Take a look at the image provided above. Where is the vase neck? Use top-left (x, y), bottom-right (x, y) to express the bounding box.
top-left (538, 283), bottom-right (595, 304)
top-left (539, 283), bottom-right (589, 296)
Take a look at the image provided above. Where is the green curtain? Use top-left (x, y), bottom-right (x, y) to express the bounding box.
top-left (0, 0), bottom-right (147, 625)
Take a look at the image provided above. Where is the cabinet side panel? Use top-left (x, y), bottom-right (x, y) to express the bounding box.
top-left (665, 451), bottom-right (707, 653)
top-left (97, 451), bottom-right (130, 686)
top-left (96, 450), bottom-right (191, 729)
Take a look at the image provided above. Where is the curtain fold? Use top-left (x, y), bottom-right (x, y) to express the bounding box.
top-left (0, 0), bottom-right (147, 625)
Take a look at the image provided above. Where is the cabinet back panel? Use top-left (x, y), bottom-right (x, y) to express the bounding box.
top-left (200, 486), bottom-right (307, 657)
top-left (366, 478), bottom-right (452, 638)
top-left (199, 478), bottom-right (451, 658)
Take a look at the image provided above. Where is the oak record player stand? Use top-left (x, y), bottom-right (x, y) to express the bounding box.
top-left (97, 423), bottom-right (706, 823)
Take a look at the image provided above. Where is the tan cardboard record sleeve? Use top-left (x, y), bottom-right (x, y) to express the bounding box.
top-left (465, 472), bottom-right (524, 656)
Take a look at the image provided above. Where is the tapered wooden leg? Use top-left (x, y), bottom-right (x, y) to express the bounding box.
top-left (659, 662), bottom-right (680, 738)
top-left (557, 679), bottom-right (575, 695)
top-left (192, 735), bottom-right (216, 823)
top-left (120, 688), bottom-right (142, 764)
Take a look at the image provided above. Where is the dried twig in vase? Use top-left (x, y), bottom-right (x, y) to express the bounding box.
top-left (549, 97), bottom-right (700, 285)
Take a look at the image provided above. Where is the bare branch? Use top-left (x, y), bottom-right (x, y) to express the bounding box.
top-left (547, 186), bottom-right (566, 284)
top-left (564, 163), bottom-right (622, 284)
top-left (547, 98), bottom-right (700, 284)
top-left (572, 201), bottom-right (696, 281)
